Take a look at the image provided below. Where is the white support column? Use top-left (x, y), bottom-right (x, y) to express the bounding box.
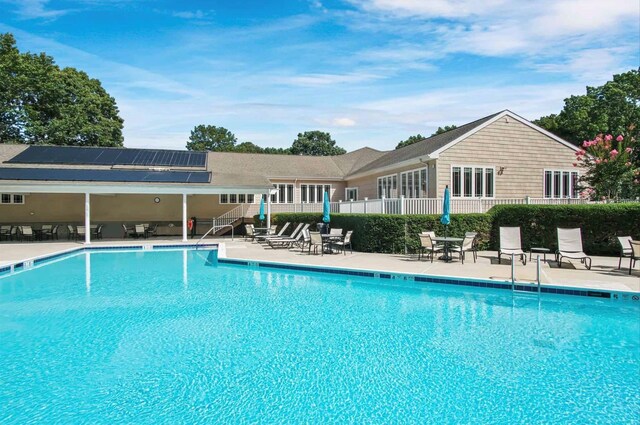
top-left (381, 195), bottom-right (386, 214)
top-left (266, 192), bottom-right (272, 230)
top-left (182, 193), bottom-right (188, 242)
top-left (400, 195), bottom-right (406, 215)
top-left (84, 192), bottom-right (91, 244)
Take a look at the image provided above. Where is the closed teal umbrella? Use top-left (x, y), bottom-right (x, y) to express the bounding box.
top-left (322, 191), bottom-right (330, 223)
top-left (259, 197), bottom-right (265, 222)
top-left (441, 185), bottom-right (451, 237)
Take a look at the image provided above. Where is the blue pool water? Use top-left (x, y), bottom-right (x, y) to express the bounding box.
top-left (0, 249), bottom-right (638, 424)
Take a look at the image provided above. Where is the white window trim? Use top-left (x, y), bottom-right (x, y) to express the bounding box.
top-left (450, 165), bottom-right (496, 199)
top-left (543, 169), bottom-right (579, 199)
top-left (345, 187), bottom-right (359, 201)
top-left (400, 167), bottom-right (428, 199)
top-left (1, 194), bottom-right (25, 205)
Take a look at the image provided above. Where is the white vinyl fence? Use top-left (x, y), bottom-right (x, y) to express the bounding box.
top-left (247, 196), bottom-right (591, 217)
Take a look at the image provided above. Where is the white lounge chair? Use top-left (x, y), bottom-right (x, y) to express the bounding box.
top-left (498, 227), bottom-right (526, 265)
top-left (255, 222), bottom-right (290, 243)
top-left (557, 228), bottom-right (591, 270)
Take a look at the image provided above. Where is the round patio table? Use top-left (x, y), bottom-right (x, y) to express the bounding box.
top-left (432, 236), bottom-right (464, 263)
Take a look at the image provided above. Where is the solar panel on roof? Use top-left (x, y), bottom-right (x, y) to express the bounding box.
top-left (7, 146), bottom-right (207, 168)
top-left (0, 167), bottom-right (211, 184)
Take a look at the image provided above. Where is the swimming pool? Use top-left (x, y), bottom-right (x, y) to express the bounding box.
top-left (1, 249), bottom-right (638, 423)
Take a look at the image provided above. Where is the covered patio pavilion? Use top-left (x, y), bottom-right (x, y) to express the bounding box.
top-left (0, 144), bottom-right (275, 244)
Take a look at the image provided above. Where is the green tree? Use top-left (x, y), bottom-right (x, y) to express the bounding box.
top-left (0, 33), bottom-right (124, 146)
top-left (395, 134), bottom-right (425, 149)
top-left (289, 131), bottom-right (346, 156)
top-left (186, 125), bottom-right (237, 151)
top-left (262, 146), bottom-right (291, 155)
top-left (534, 69), bottom-right (640, 146)
top-left (574, 134), bottom-right (639, 200)
top-left (431, 125), bottom-right (457, 136)
top-left (234, 141), bottom-right (264, 153)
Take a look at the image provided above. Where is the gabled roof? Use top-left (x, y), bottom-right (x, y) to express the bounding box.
top-left (347, 112), bottom-right (501, 177)
top-left (208, 147), bottom-right (386, 180)
top-left (346, 110), bottom-right (580, 178)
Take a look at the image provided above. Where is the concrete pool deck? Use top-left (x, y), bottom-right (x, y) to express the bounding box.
top-left (1, 237), bottom-right (638, 294)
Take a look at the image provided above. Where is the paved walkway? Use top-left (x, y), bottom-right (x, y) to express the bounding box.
top-left (1, 237), bottom-right (638, 293)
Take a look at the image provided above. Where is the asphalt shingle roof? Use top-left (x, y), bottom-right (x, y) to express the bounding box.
top-left (347, 112), bottom-right (502, 176)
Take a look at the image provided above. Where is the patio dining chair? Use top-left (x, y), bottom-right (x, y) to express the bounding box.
top-left (244, 224), bottom-right (255, 241)
top-left (418, 233), bottom-right (444, 262)
top-left (450, 233), bottom-right (478, 264)
top-left (41, 224), bottom-right (52, 240)
top-left (617, 236), bottom-right (633, 269)
top-left (557, 228), bottom-right (591, 270)
top-left (76, 226), bottom-right (86, 241)
top-left (122, 224), bottom-right (134, 239)
top-left (308, 231), bottom-right (323, 255)
top-left (93, 224), bottom-right (103, 240)
top-left (67, 225), bottom-right (77, 240)
top-left (498, 227), bottom-right (526, 265)
top-left (134, 225), bottom-right (146, 239)
top-left (51, 225), bottom-right (60, 240)
top-left (330, 228), bottom-right (343, 236)
top-left (629, 240), bottom-right (640, 275)
top-left (20, 226), bottom-right (34, 242)
top-left (0, 225), bottom-right (11, 241)
top-left (332, 230), bottom-right (354, 255)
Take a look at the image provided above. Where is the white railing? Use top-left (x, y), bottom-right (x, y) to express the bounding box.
top-left (213, 204), bottom-right (246, 229)
top-left (230, 196), bottom-right (593, 218)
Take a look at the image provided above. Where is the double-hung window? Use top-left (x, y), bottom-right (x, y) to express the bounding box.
top-left (451, 166), bottom-right (495, 198)
top-left (0, 194), bottom-right (24, 204)
top-left (220, 194), bottom-right (255, 204)
top-left (544, 170), bottom-right (579, 198)
top-left (345, 188), bottom-right (358, 201)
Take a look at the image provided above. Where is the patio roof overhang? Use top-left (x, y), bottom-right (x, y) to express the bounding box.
top-left (0, 181), bottom-right (271, 195)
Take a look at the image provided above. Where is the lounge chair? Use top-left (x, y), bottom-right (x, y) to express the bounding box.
top-left (617, 236), bottom-right (633, 269)
top-left (498, 227), bottom-right (526, 265)
top-left (51, 225), bottom-right (59, 240)
top-left (256, 222), bottom-right (290, 243)
top-left (331, 230), bottom-right (354, 255)
top-left (418, 233), bottom-right (444, 262)
top-left (451, 232), bottom-right (478, 264)
top-left (267, 224), bottom-right (308, 249)
top-left (629, 240), bottom-right (640, 275)
top-left (557, 228), bottom-right (591, 270)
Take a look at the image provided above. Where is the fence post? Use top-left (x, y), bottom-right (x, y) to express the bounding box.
top-left (381, 195), bottom-right (386, 214)
top-left (350, 199), bottom-right (353, 214)
top-left (301, 202), bottom-right (304, 213)
top-left (526, 196), bottom-right (531, 205)
top-left (364, 197), bottom-right (368, 214)
top-left (400, 195), bottom-right (405, 215)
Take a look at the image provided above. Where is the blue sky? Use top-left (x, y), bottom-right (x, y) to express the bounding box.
top-left (1, 0), bottom-right (639, 151)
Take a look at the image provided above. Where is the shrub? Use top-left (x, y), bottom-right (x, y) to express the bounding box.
top-left (488, 203), bottom-right (640, 255)
top-left (258, 213), bottom-right (492, 253)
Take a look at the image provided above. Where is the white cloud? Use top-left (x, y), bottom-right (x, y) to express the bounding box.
top-left (2, 0), bottom-right (71, 20)
top-left (332, 118), bottom-right (356, 127)
top-left (273, 72), bottom-right (384, 86)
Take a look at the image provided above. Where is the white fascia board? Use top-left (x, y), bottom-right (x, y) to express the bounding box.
top-left (0, 183), bottom-right (271, 195)
top-left (345, 157), bottom-right (436, 180)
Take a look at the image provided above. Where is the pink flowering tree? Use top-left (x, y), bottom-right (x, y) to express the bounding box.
top-left (573, 134), bottom-right (639, 200)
